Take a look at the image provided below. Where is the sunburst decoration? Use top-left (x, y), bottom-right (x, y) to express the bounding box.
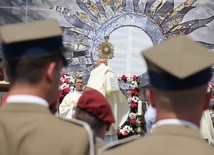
top-left (98, 36), bottom-right (114, 59)
top-left (51, 0), bottom-right (214, 62)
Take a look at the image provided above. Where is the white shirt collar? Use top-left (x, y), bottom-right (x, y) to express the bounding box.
top-left (7, 95), bottom-right (49, 108)
top-left (155, 119), bottom-right (199, 131)
top-left (95, 136), bottom-right (104, 143)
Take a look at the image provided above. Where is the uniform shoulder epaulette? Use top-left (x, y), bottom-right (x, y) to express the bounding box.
top-left (98, 135), bottom-right (140, 154)
top-left (57, 116), bottom-right (95, 155)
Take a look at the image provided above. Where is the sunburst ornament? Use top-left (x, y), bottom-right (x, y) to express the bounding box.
top-left (98, 36), bottom-right (114, 59)
top-left (50, 0), bottom-right (214, 72)
top-left (51, 0), bottom-right (214, 59)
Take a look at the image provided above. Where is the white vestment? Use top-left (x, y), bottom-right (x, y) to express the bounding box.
top-left (87, 64), bottom-right (129, 137)
top-left (200, 109), bottom-right (214, 145)
top-left (59, 90), bottom-right (83, 117)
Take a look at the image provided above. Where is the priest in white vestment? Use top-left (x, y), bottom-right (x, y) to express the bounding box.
top-left (86, 58), bottom-right (129, 144)
top-left (59, 77), bottom-right (84, 117)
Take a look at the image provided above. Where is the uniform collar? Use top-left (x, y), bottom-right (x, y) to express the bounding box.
top-left (155, 119), bottom-right (199, 131)
top-left (7, 95), bottom-right (49, 108)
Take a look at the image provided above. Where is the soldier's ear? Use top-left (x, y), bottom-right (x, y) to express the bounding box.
top-left (203, 92), bottom-right (211, 110)
top-left (46, 62), bottom-right (57, 83)
top-left (145, 89), bottom-right (156, 108)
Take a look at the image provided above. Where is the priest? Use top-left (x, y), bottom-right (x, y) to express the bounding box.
top-left (86, 58), bottom-right (129, 144)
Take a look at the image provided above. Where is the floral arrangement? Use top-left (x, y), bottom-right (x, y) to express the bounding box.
top-left (117, 75), bottom-right (145, 139)
top-left (58, 72), bottom-right (75, 103)
top-left (117, 125), bottom-right (134, 137)
top-left (208, 82), bottom-right (214, 93)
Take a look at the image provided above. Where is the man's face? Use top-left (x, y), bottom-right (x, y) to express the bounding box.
top-left (75, 78), bottom-right (84, 91)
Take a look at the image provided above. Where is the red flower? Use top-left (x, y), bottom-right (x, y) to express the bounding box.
top-left (117, 130), bottom-right (122, 135)
top-left (131, 88), bottom-right (139, 96)
top-left (59, 80), bottom-right (64, 85)
top-left (121, 75), bottom-right (127, 82)
top-left (130, 118), bottom-right (136, 125)
top-left (58, 91), bottom-right (64, 99)
top-left (124, 131), bottom-right (129, 136)
top-left (63, 87), bottom-right (71, 94)
top-left (130, 102), bottom-right (137, 108)
top-left (132, 75), bottom-right (137, 81)
top-left (64, 79), bottom-right (70, 84)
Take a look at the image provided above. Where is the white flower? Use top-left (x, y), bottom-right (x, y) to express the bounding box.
top-left (130, 84), bottom-right (136, 89)
top-left (60, 76), bottom-right (64, 81)
top-left (121, 125), bottom-right (133, 134)
top-left (59, 83), bottom-right (67, 90)
top-left (130, 81), bottom-right (138, 89)
top-left (132, 96), bottom-right (139, 102)
top-left (127, 97), bottom-right (132, 103)
top-left (129, 112), bottom-right (137, 119)
top-left (127, 77), bottom-right (132, 82)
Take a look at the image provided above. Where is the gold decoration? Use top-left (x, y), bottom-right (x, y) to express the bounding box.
top-left (98, 36), bottom-right (114, 59)
top-left (135, 114), bottom-right (143, 136)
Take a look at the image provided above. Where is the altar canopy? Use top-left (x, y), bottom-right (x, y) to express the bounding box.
top-left (0, 0), bottom-right (213, 79)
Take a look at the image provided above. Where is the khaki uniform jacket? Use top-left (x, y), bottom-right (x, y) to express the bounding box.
top-left (100, 125), bottom-right (214, 155)
top-left (0, 103), bottom-right (94, 155)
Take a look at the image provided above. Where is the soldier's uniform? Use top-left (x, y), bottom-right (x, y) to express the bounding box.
top-left (0, 20), bottom-right (94, 155)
